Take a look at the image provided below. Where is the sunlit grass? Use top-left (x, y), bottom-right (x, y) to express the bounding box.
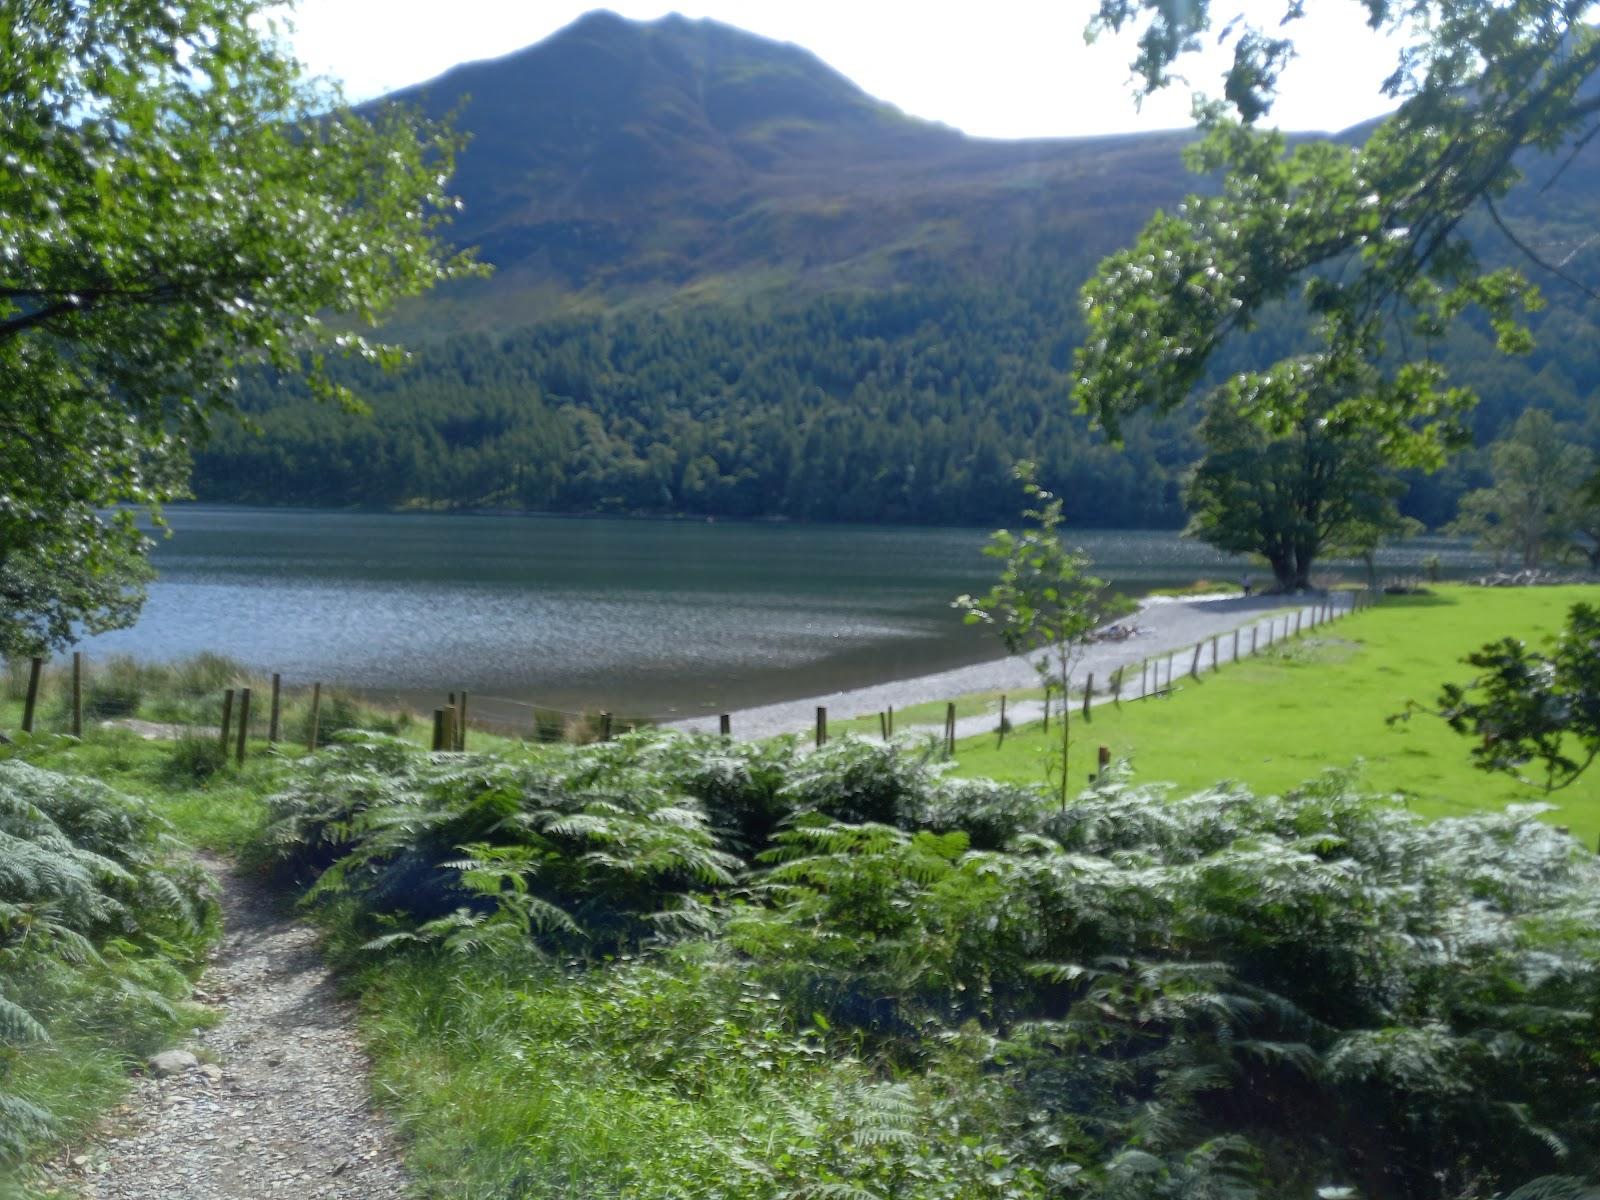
top-left (951, 586), bottom-right (1600, 847)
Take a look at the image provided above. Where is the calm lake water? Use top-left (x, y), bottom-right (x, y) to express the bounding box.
top-left (80, 507), bottom-right (1493, 721)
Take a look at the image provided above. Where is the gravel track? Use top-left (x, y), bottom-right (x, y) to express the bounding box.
top-left (69, 860), bottom-right (408, 1200)
top-left (672, 593), bottom-right (1351, 740)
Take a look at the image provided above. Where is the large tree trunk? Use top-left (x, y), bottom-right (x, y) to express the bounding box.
top-left (1292, 556), bottom-right (1315, 591)
top-left (1268, 554), bottom-right (1296, 591)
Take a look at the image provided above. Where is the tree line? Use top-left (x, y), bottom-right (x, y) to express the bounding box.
top-left (195, 270), bottom-right (1600, 531)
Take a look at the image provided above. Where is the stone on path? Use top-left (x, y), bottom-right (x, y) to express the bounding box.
top-left (147, 1051), bottom-right (199, 1078)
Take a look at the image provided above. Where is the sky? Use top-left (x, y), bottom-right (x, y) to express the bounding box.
top-left (275, 1), bottom-right (1405, 140)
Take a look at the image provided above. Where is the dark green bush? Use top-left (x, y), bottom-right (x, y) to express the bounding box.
top-left (262, 733), bottom-right (737, 952)
top-left (779, 738), bottom-right (941, 827)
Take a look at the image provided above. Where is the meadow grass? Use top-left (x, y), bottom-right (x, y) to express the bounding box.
top-left (351, 943), bottom-right (884, 1199)
top-left (950, 585), bottom-right (1600, 846)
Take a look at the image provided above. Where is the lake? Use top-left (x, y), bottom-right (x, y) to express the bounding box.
top-left (78, 507), bottom-right (1493, 723)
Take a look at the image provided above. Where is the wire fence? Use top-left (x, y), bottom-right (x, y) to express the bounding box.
top-left (6, 591), bottom-right (1377, 761)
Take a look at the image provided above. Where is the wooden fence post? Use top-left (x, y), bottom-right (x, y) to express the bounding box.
top-left (21, 656), bottom-right (42, 734)
top-left (235, 687), bottom-right (251, 765)
top-left (268, 673), bottom-right (281, 744)
top-left (71, 651), bottom-right (83, 738)
top-left (431, 709), bottom-right (445, 751)
top-left (457, 691), bottom-right (469, 751)
top-left (1082, 674), bottom-right (1094, 721)
top-left (1211, 635), bottom-right (1220, 672)
top-left (1111, 667), bottom-right (1123, 706)
top-left (719, 713), bottom-right (732, 739)
top-left (1189, 643), bottom-right (1203, 680)
top-left (1295, 610), bottom-right (1303, 636)
top-left (1251, 625), bottom-right (1259, 655)
top-left (600, 711), bottom-right (613, 742)
top-left (1097, 744), bottom-right (1111, 777)
top-left (997, 695), bottom-right (1008, 746)
top-left (443, 705), bottom-right (458, 750)
top-left (887, 705), bottom-right (894, 737)
top-left (945, 702), bottom-right (956, 758)
top-left (219, 688), bottom-right (234, 751)
top-left (879, 711), bottom-right (889, 740)
top-left (815, 706), bottom-right (827, 748)
top-left (308, 682), bottom-right (322, 752)
top-left (1042, 692), bottom-right (1051, 733)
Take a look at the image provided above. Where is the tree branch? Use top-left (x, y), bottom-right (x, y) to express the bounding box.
top-left (1483, 194), bottom-right (1600, 304)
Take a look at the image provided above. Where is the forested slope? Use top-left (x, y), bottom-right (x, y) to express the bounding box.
top-left (190, 12), bottom-right (1600, 527)
top-left (198, 267), bottom-right (1600, 527)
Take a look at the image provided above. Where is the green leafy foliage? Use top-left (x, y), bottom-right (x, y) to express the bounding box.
top-left (263, 730), bottom-right (1600, 1198)
top-left (1184, 393), bottom-right (1413, 591)
top-left (0, 761), bottom-right (214, 1168)
top-left (955, 463), bottom-right (1123, 802)
top-left (1075, 1), bottom-right (1599, 526)
top-left (1451, 410), bottom-right (1596, 569)
top-left (261, 734), bottom-right (741, 953)
top-left (1427, 602), bottom-right (1600, 792)
top-left (0, 0), bottom-right (479, 656)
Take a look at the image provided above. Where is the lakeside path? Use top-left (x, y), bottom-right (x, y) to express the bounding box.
top-left (73, 858), bottom-right (408, 1200)
top-left (672, 593), bottom-right (1353, 741)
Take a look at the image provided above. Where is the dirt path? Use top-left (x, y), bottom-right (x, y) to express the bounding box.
top-left (674, 592), bottom-right (1349, 740)
top-left (72, 860), bottom-right (408, 1200)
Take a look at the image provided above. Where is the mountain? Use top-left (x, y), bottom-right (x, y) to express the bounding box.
top-left (376, 10), bottom-right (1195, 329)
top-left (196, 13), bottom-right (1600, 528)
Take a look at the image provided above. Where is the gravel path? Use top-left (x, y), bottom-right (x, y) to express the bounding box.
top-left (70, 860), bottom-right (408, 1200)
top-left (673, 593), bottom-right (1354, 740)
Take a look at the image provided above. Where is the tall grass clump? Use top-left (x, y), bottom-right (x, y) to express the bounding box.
top-left (0, 759), bottom-right (215, 1179)
top-left (258, 733), bottom-right (1600, 1199)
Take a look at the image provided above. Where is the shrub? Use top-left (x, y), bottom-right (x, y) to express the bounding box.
top-left (0, 762), bottom-right (213, 1169)
top-left (83, 655), bottom-right (147, 719)
top-left (731, 771), bottom-right (1600, 1198)
top-left (779, 737), bottom-right (943, 827)
top-left (280, 688), bottom-right (409, 745)
top-left (256, 733), bottom-right (1600, 1199)
top-left (261, 734), bottom-right (737, 953)
top-left (633, 735), bottom-right (795, 855)
top-left (163, 732), bottom-right (228, 784)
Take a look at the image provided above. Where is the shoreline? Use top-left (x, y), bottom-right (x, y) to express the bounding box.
top-left (669, 592), bottom-right (1337, 740)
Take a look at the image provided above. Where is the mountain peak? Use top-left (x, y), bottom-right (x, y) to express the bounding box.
top-left (371, 11), bottom-right (1195, 321)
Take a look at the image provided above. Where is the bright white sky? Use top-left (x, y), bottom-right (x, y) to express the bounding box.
top-left (277, 1), bottom-right (1403, 139)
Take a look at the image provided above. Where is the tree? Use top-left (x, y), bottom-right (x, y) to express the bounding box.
top-left (1401, 603), bottom-right (1600, 792)
top-left (1074, 2), bottom-right (1600, 482)
top-left (1570, 469), bottom-right (1600, 570)
top-left (0, 0), bottom-right (480, 656)
top-left (953, 463), bottom-right (1119, 807)
top-left (1451, 409), bottom-right (1593, 569)
top-left (1184, 389), bottom-right (1410, 590)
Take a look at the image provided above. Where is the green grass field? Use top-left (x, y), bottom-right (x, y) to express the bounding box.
top-left (949, 585), bottom-right (1600, 847)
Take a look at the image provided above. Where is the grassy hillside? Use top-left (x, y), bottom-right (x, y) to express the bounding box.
top-left (951, 586), bottom-right (1600, 845)
top-left (377, 11), bottom-right (1194, 329)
